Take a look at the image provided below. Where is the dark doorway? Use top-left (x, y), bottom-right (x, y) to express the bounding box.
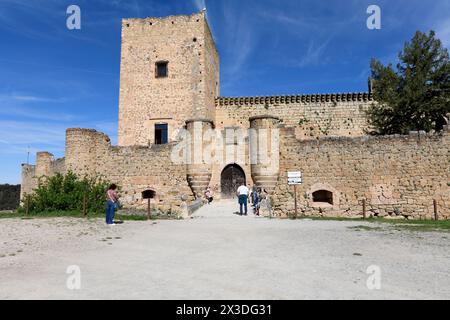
top-left (221, 164), bottom-right (246, 198)
top-left (435, 115), bottom-right (448, 132)
top-left (155, 123), bottom-right (168, 145)
top-left (142, 189), bottom-right (156, 199)
top-left (312, 190), bottom-right (333, 205)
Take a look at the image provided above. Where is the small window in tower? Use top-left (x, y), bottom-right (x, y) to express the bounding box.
top-left (155, 61), bottom-right (168, 78)
top-left (155, 123), bottom-right (168, 145)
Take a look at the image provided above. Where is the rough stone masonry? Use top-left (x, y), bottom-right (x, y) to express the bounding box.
top-left (21, 11), bottom-right (450, 219)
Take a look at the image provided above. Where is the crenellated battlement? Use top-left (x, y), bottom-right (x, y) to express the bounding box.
top-left (215, 92), bottom-right (373, 106)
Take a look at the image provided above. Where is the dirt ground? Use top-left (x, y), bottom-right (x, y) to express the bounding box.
top-left (1, 200), bottom-right (449, 300)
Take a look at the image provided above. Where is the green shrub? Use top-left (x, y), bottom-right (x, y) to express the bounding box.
top-left (21, 172), bottom-right (112, 214)
top-left (0, 184), bottom-right (20, 210)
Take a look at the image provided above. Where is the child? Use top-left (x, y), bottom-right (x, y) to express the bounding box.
top-left (254, 188), bottom-right (261, 216)
top-left (204, 187), bottom-right (214, 204)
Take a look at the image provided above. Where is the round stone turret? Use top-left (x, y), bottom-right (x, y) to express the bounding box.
top-left (185, 119), bottom-right (214, 198)
top-left (249, 115), bottom-right (281, 194)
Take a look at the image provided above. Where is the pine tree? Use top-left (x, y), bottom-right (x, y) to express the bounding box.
top-left (367, 31), bottom-right (450, 135)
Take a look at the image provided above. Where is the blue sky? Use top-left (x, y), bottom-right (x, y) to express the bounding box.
top-left (0, 0), bottom-right (449, 184)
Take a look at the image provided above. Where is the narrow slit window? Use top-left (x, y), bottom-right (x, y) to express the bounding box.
top-left (155, 123), bottom-right (168, 145)
top-left (155, 61), bottom-right (168, 78)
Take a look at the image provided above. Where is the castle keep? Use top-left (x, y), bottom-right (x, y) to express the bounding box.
top-left (21, 12), bottom-right (450, 219)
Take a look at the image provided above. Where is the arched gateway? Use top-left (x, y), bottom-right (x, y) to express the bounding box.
top-left (221, 164), bottom-right (246, 199)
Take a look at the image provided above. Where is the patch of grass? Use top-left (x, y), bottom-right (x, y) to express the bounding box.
top-left (115, 214), bottom-right (149, 221)
top-left (366, 218), bottom-right (450, 231)
top-left (1, 210), bottom-right (90, 219)
top-left (387, 220), bottom-right (450, 232)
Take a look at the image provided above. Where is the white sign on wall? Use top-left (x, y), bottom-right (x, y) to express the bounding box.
top-left (288, 171), bottom-right (302, 185)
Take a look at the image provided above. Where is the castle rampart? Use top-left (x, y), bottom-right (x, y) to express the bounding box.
top-left (215, 93), bottom-right (373, 139)
top-left (273, 125), bottom-right (450, 219)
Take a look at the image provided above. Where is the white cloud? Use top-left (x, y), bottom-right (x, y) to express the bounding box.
top-left (290, 38), bottom-right (332, 68)
top-left (0, 117), bottom-right (119, 160)
top-left (0, 120), bottom-right (67, 148)
top-left (219, 1), bottom-right (258, 85)
top-left (0, 93), bottom-right (78, 122)
top-left (0, 105), bottom-right (77, 122)
top-left (0, 93), bottom-right (66, 103)
top-left (258, 10), bottom-right (316, 30)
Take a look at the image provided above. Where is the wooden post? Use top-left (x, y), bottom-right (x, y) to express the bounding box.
top-left (362, 198), bottom-right (366, 219)
top-left (147, 198), bottom-right (151, 220)
top-left (294, 184), bottom-right (298, 219)
top-left (25, 195), bottom-right (30, 216)
top-left (433, 199), bottom-right (438, 221)
top-left (83, 192), bottom-right (87, 217)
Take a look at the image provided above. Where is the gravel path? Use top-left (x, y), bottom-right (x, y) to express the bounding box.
top-left (0, 200), bottom-right (449, 299)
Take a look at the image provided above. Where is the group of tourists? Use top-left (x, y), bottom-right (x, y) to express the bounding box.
top-left (236, 183), bottom-right (265, 216)
top-left (203, 183), bottom-right (265, 216)
top-left (105, 182), bottom-right (266, 225)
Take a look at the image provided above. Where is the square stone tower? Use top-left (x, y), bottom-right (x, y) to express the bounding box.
top-left (118, 11), bottom-right (220, 146)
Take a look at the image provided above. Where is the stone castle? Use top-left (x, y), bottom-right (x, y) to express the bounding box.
top-left (21, 11), bottom-right (450, 219)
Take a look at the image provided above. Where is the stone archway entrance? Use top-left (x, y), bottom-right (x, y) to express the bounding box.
top-left (221, 164), bottom-right (246, 199)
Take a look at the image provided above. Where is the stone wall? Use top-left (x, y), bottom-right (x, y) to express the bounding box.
top-left (273, 126), bottom-right (450, 219)
top-left (20, 152), bottom-right (66, 201)
top-left (20, 164), bottom-right (36, 200)
top-left (215, 93), bottom-right (373, 139)
top-left (21, 128), bottom-right (194, 213)
top-left (66, 129), bottom-right (193, 212)
top-left (21, 124), bottom-right (450, 219)
top-left (203, 19), bottom-right (220, 122)
top-left (118, 11), bottom-right (219, 146)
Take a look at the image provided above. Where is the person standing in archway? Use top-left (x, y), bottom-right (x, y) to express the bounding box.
top-left (237, 183), bottom-right (249, 215)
